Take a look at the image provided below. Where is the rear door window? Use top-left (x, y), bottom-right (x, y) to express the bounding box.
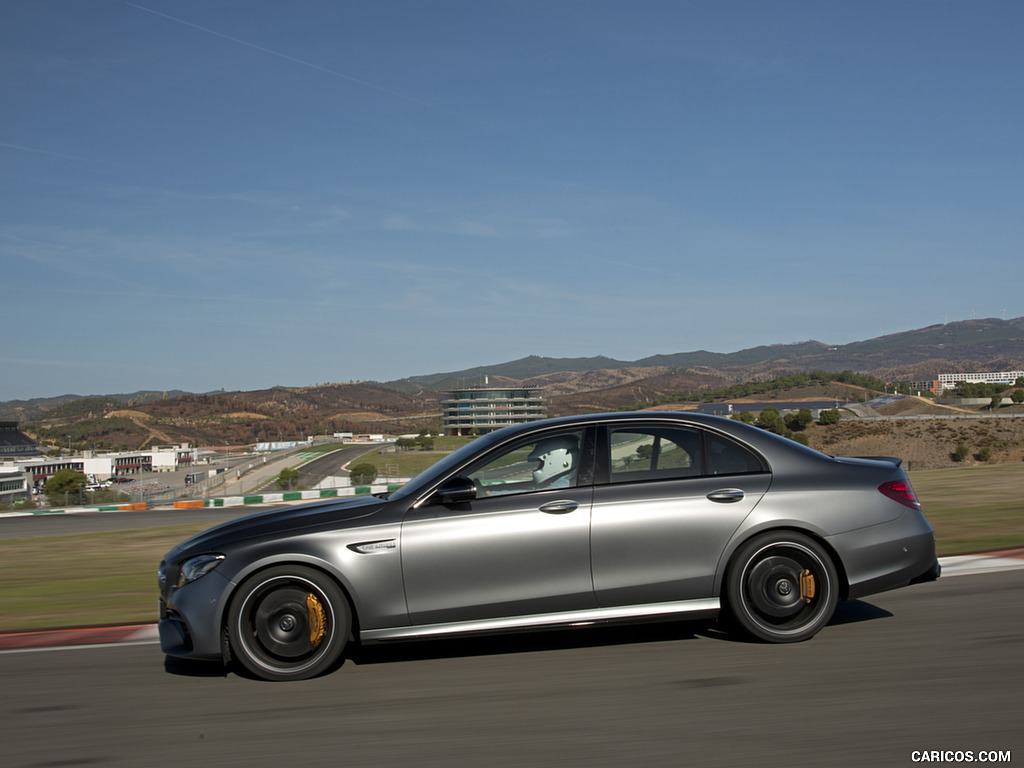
top-left (606, 423), bottom-right (765, 483)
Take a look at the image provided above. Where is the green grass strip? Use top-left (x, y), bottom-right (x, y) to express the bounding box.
top-left (1, 463), bottom-right (1021, 632)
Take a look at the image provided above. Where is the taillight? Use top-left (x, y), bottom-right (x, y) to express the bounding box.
top-left (878, 480), bottom-right (921, 510)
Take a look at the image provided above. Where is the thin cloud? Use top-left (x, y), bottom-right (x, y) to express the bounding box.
top-left (125, 2), bottom-right (466, 119)
top-left (0, 141), bottom-right (84, 161)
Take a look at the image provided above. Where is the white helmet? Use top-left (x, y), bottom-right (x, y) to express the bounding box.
top-left (528, 436), bottom-right (578, 485)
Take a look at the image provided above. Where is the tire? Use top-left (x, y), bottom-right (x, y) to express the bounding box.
top-left (227, 565), bottom-right (350, 681)
top-left (725, 532), bottom-right (838, 643)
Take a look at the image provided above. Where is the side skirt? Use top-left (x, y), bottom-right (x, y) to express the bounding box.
top-left (360, 598), bottom-right (720, 643)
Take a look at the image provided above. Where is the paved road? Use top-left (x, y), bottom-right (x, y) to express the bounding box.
top-left (292, 444), bottom-right (384, 489)
top-left (0, 507), bottom-right (261, 538)
top-left (2, 570), bottom-right (1019, 768)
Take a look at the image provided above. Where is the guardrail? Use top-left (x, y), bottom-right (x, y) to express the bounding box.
top-left (9, 483), bottom-right (404, 516)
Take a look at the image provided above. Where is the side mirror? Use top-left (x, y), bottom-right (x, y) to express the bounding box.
top-left (434, 476), bottom-right (477, 505)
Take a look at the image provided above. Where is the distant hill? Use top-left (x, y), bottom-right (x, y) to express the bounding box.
top-left (393, 317), bottom-right (1024, 387)
top-left (399, 355), bottom-right (634, 390)
top-left (4, 317), bottom-right (1023, 451)
top-left (0, 390), bottom-right (190, 422)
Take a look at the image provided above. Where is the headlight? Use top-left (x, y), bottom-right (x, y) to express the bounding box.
top-left (177, 554), bottom-right (225, 587)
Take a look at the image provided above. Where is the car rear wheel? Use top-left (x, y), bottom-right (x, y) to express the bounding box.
top-left (725, 532), bottom-right (838, 643)
top-left (227, 565), bottom-right (350, 681)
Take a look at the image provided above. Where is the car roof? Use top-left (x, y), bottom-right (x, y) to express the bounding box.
top-left (494, 410), bottom-right (749, 435)
top-left (490, 410), bottom-right (833, 469)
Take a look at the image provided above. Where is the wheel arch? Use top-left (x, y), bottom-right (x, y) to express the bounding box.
top-left (219, 558), bottom-right (361, 664)
top-left (716, 525), bottom-right (850, 605)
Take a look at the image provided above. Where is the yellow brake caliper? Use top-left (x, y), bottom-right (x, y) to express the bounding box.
top-left (306, 592), bottom-right (327, 650)
top-left (799, 570), bottom-right (816, 603)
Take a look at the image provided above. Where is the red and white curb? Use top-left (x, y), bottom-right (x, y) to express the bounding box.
top-left (2, 551), bottom-right (1022, 653)
top-left (938, 547), bottom-right (1024, 577)
top-left (0, 624), bottom-right (158, 652)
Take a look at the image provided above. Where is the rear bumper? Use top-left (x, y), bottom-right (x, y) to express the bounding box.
top-left (828, 510), bottom-right (940, 600)
top-left (909, 558), bottom-right (941, 584)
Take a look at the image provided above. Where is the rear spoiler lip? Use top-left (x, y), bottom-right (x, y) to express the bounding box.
top-left (833, 455), bottom-right (904, 468)
top-left (854, 455), bottom-right (903, 467)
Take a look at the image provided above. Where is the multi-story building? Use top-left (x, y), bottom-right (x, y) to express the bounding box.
top-left (937, 371), bottom-right (1024, 391)
top-left (0, 465), bottom-right (29, 504)
top-left (441, 386), bottom-right (546, 436)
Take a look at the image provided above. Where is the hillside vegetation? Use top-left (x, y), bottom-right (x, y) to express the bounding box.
top-left (4, 317), bottom-right (1023, 467)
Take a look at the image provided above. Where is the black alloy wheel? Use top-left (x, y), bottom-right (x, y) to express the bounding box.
top-left (725, 531), bottom-right (839, 643)
top-left (228, 565), bottom-right (350, 681)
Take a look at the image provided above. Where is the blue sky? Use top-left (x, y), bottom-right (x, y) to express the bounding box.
top-left (3, 1), bottom-right (1022, 400)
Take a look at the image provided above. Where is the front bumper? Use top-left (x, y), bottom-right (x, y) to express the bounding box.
top-left (158, 568), bottom-right (233, 660)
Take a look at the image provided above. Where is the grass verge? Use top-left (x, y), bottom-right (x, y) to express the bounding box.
top-left (909, 463), bottom-right (1024, 555)
top-left (0, 524), bottom-right (210, 632)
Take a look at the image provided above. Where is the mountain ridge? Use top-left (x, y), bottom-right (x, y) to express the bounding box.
top-left (3, 317), bottom-right (1023, 451)
top-left (393, 317), bottom-right (1024, 390)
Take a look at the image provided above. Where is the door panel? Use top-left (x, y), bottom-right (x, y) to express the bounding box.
top-left (401, 487), bottom-right (595, 625)
top-left (591, 475), bottom-right (770, 606)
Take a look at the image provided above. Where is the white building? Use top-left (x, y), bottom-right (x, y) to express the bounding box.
top-left (441, 385), bottom-right (547, 436)
top-left (0, 465), bottom-right (29, 504)
top-left (937, 371), bottom-right (1024, 391)
top-left (8, 444), bottom-right (198, 490)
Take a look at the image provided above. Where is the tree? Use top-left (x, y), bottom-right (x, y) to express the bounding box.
top-left (784, 408), bottom-right (814, 431)
top-left (397, 436), bottom-right (434, 451)
top-left (953, 444), bottom-right (969, 462)
top-left (756, 407), bottom-right (785, 435)
top-left (989, 395), bottom-right (1002, 411)
top-left (45, 468), bottom-right (88, 505)
top-left (818, 409), bottom-right (842, 425)
top-left (276, 467), bottom-right (300, 491)
top-left (1012, 389), bottom-right (1024, 405)
top-left (348, 463), bottom-right (377, 485)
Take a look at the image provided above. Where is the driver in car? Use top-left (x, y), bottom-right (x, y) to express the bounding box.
top-left (527, 435), bottom-right (579, 489)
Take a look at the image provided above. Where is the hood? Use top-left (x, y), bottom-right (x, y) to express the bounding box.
top-left (169, 495), bottom-right (387, 559)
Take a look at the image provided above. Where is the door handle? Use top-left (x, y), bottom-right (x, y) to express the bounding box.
top-left (539, 500), bottom-right (579, 514)
top-left (707, 489), bottom-right (745, 503)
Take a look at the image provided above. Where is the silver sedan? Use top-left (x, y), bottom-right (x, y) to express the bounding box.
top-left (158, 412), bottom-right (939, 681)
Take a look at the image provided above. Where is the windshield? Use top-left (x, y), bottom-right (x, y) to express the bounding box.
top-left (387, 432), bottom-right (502, 501)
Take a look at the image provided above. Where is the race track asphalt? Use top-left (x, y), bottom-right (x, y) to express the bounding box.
top-left (1, 568), bottom-right (1020, 768)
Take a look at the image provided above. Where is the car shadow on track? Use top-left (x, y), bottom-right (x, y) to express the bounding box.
top-left (706, 599), bottom-right (894, 645)
top-left (349, 620), bottom-right (707, 666)
top-left (162, 599), bottom-right (892, 678)
top-left (829, 598), bottom-right (894, 626)
top-left (164, 656), bottom-right (230, 677)
top-left (348, 598), bottom-right (893, 662)
top-left (163, 621), bottom-right (709, 678)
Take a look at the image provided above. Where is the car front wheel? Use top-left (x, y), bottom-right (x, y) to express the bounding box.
top-left (227, 565), bottom-right (350, 681)
top-left (725, 532), bottom-right (838, 643)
